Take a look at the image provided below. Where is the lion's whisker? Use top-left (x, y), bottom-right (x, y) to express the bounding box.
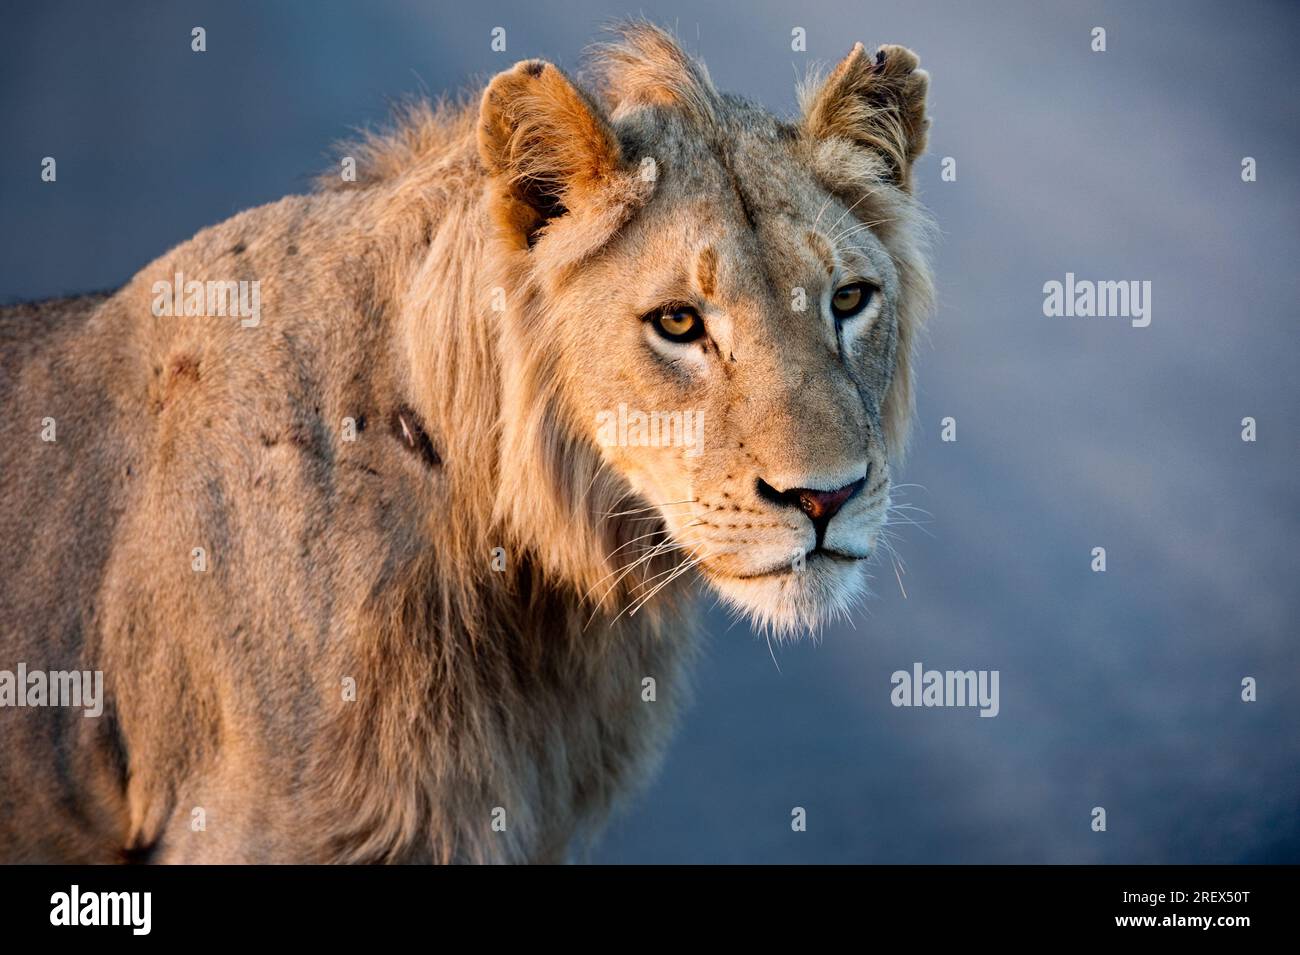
top-left (825, 188), bottom-right (875, 238)
top-left (582, 536), bottom-right (685, 625)
top-left (625, 553), bottom-right (709, 619)
top-left (600, 498), bottom-right (697, 519)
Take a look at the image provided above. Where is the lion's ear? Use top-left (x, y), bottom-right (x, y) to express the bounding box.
top-left (799, 43), bottom-right (929, 194)
top-left (478, 59), bottom-right (644, 250)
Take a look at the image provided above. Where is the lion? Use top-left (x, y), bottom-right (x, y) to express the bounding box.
top-left (0, 24), bottom-right (933, 863)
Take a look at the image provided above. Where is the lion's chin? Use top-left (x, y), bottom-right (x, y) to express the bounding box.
top-left (701, 554), bottom-right (869, 640)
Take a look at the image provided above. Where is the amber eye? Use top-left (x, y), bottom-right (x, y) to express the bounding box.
top-left (831, 281), bottom-right (876, 320)
top-left (650, 305), bottom-right (705, 343)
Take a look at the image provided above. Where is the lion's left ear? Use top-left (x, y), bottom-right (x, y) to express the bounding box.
top-left (799, 43), bottom-right (929, 194)
top-left (478, 59), bottom-right (650, 254)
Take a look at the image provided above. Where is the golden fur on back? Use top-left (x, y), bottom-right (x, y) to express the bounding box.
top-left (0, 24), bottom-right (933, 863)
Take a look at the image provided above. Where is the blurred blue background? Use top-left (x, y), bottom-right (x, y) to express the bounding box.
top-left (2, 0), bottom-right (1296, 862)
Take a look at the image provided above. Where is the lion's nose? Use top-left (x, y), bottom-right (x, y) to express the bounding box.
top-left (795, 483), bottom-right (861, 523)
top-left (756, 468), bottom-right (869, 545)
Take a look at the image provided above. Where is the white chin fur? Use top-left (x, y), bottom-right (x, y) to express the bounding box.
top-left (703, 556), bottom-right (868, 640)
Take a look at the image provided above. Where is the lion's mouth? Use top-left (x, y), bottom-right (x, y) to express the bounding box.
top-left (703, 547), bottom-right (870, 581)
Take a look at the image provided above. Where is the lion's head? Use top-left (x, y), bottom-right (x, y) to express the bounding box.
top-left (477, 24), bottom-right (933, 637)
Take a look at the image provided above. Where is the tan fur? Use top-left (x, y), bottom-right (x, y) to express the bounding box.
top-left (0, 24), bottom-right (933, 863)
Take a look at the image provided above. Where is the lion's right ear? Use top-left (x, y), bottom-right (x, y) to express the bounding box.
top-left (478, 59), bottom-right (649, 253)
top-left (799, 43), bottom-right (929, 195)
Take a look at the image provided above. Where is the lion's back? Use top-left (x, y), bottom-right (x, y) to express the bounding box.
top-left (0, 291), bottom-right (141, 860)
top-left (0, 188), bottom-right (434, 860)
top-left (0, 290), bottom-right (129, 649)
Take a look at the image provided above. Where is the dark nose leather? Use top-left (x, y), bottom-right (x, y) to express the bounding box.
top-left (794, 483), bottom-right (860, 524)
top-left (756, 468), bottom-right (869, 547)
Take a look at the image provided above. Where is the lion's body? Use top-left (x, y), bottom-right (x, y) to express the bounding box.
top-left (0, 25), bottom-right (932, 863)
top-left (0, 131), bottom-right (688, 863)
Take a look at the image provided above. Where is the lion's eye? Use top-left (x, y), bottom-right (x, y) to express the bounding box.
top-left (650, 305), bottom-right (705, 343)
top-left (831, 282), bottom-right (876, 320)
